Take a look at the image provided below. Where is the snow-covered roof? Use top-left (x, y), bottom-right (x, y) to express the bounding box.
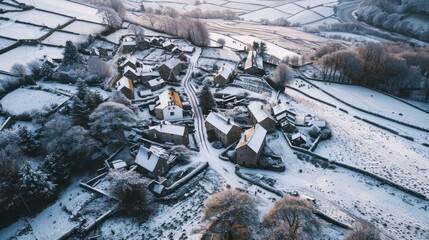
top-left (162, 57), bottom-right (181, 70)
top-left (120, 55), bottom-right (137, 68)
top-left (124, 66), bottom-right (136, 75)
top-left (162, 40), bottom-right (175, 48)
top-left (205, 112), bottom-right (239, 135)
top-left (244, 50), bottom-right (263, 70)
top-left (123, 41), bottom-right (136, 46)
top-left (155, 89), bottom-right (183, 110)
top-left (236, 124), bottom-right (267, 153)
top-left (292, 132), bottom-right (308, 143)
top-left (272, 102), bottom-right (288, 116)
top-left (116, 76), bottom-right (133, 91)
top-left (111, 160), bottom-right (127, 169)
top-left (149, 123), bottom-right (186, 136)
top-left (310, 120), bottom-right (326, 128)
top-left (141, 71), bottom-right (160, 77)
top-left (135, 145), bottom-right (169, 172)
top-left (181, 46), bottom-right (195, 53)
top-left (148, 78), bottom-right (165, 87)
top-left (248, 102), bottom-right (275, 123)
top-left (215, 63), bottom-right (234, 80)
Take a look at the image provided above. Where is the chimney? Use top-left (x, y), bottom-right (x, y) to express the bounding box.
top-left (227, 118), bottom-right (230, 125)
top-left (244, 134), bottom-right (247, 142)
top-left (148, 151), bottom-right (152, 160)
top-left (160, 122), bottom-right (162, 128)
top-left (260, 104), bottom-right (263, 110)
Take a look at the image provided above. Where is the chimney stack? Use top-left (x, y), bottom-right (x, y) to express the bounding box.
top-left (227, 118), bottom-right (231, 125)
top-left (260, 104), bottom-right (263, 110)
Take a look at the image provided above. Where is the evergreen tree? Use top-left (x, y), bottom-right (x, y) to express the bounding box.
top-left (40, 63), bottom-right (54, 78)
top-left (198, 84), bottom-right (216, 115)
top-left (62, 40), bottom-right (80, 66)
top-left (19, 161), bottom-right (56, 206)
top-left (71, 80), bottom-right (103, 125)
top-left (42, 152), bottom-right (70, 184)
top-left (16, 126), bottom-right (39, 155)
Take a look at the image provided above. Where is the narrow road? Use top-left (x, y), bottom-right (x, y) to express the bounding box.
top-left (336, 0), bottom-right (360, 23)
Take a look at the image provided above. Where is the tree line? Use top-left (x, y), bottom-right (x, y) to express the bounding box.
top-left (0, 76), bottom-right (137, 226)
top-left (200, 188), bottom-right (381, 240)
top-left (356, 0), bottom-right (429, 41)
top-left (314, 41), bottom-right (429, 99)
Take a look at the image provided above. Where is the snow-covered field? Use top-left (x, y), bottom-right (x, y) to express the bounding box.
top-left (62, 21), bottom-right (106, 35)
top-left (17, 0), bottom-right (104, 23)
top-left (3, 9), bottom-right (72, 28)
top-left (0, 45), bottom-right (63, 72)
top-left (231, 35), bottom-right (299, 59)
top-left (0, 37), bottom-right (16, 50)
top-left (287, 10), bottom-right (325, 25)
top-left (275, 3), bottom-right (305, 15)
top-left (0, 88), bottom-right (69, 116)
top-left (285, 80), bottom-right (429, 197)
top-left (0, 20), bottom-right (49, 40)
top-left (240, 8), bottom-right (290, 21)
top-left (42, 31), bottom-right (86, 46)
top-left (42, 31), bottom-right (87, 47)
top-left (309, 81), bottom-right (429, 130)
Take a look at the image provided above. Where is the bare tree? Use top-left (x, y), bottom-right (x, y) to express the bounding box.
top-left (97, 7), bottom-right (122, 29)
top-left (273, 63), bottom-right (294, 86)
top-left (201, 189), bottom-right (259, 239)
top-left (263, 196), bottom-right (320, 240)
top-left (11, 63), bottom-right (27, 78)
top-left (345, 221), bottom-right (380, 240)
top-left (111, 0), bottom-right (125, 18)
top-left (88, 56), bottom-right (112, 78)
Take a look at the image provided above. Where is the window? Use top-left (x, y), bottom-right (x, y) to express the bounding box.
top-left (170, 112), bottom-right (175, 116)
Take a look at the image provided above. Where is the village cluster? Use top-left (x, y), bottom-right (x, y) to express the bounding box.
top-left (100, 32), bottom-right (332, 196)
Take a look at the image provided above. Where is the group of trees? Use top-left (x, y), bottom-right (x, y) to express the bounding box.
top-left (0, 78), bottom-right (138, 226)
top-left (0, 127), bottom-right (55, 227)
top-left (92, 0), bottom-right (125, 30)
top-left (145, 6), bottom-right (238, 20)
top-left (356, 0), bottom-right (429, 41)
top-left (201, 189), bottom-right (321, 240)
top-left (315, 41), bottom-right (429, 97)
top-left (155, 16), bottom-right (210, 46)
top-left (201, 189), bottom-right (381, 240)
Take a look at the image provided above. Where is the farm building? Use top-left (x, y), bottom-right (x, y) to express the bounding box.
top-left (181, 46), bottom-right (195, 53)
top-left (248, 102), bottom-right (276, 133)
top-left (309, 119), bottom-right (327, 129)
top-left (140, 71), bottom-right (161, 83)
top-left (214, 63), bottom-right (235, 86)
top-left (122, 41), bottom-right (136, 54)
top-left (291, 132), bottom-right (308, 146)
top-left (154, 89), bottom-right (184, 120)
top-left (119, 55), bottom-right (137, 71)
top-left (146, 78), bottom-right (166, 91)
top-left (235, 124), bottom-right (267, 167)
top-left (205, 112), bottom-right (242, 147)
top-left (115, 76), bottom-right (134, 99)
top-left (244, 50), bottom-right (264, 75)
top-left (158, 58), bottom-right (182, 81)
top-left (281, 121), bottom-right (296, 133)
top-left (147, 123), bottom-right (189, 146)
top-left (123, 66), bottom-right (138, 80)
top-left (135, 145), bottom-right (177, 177)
